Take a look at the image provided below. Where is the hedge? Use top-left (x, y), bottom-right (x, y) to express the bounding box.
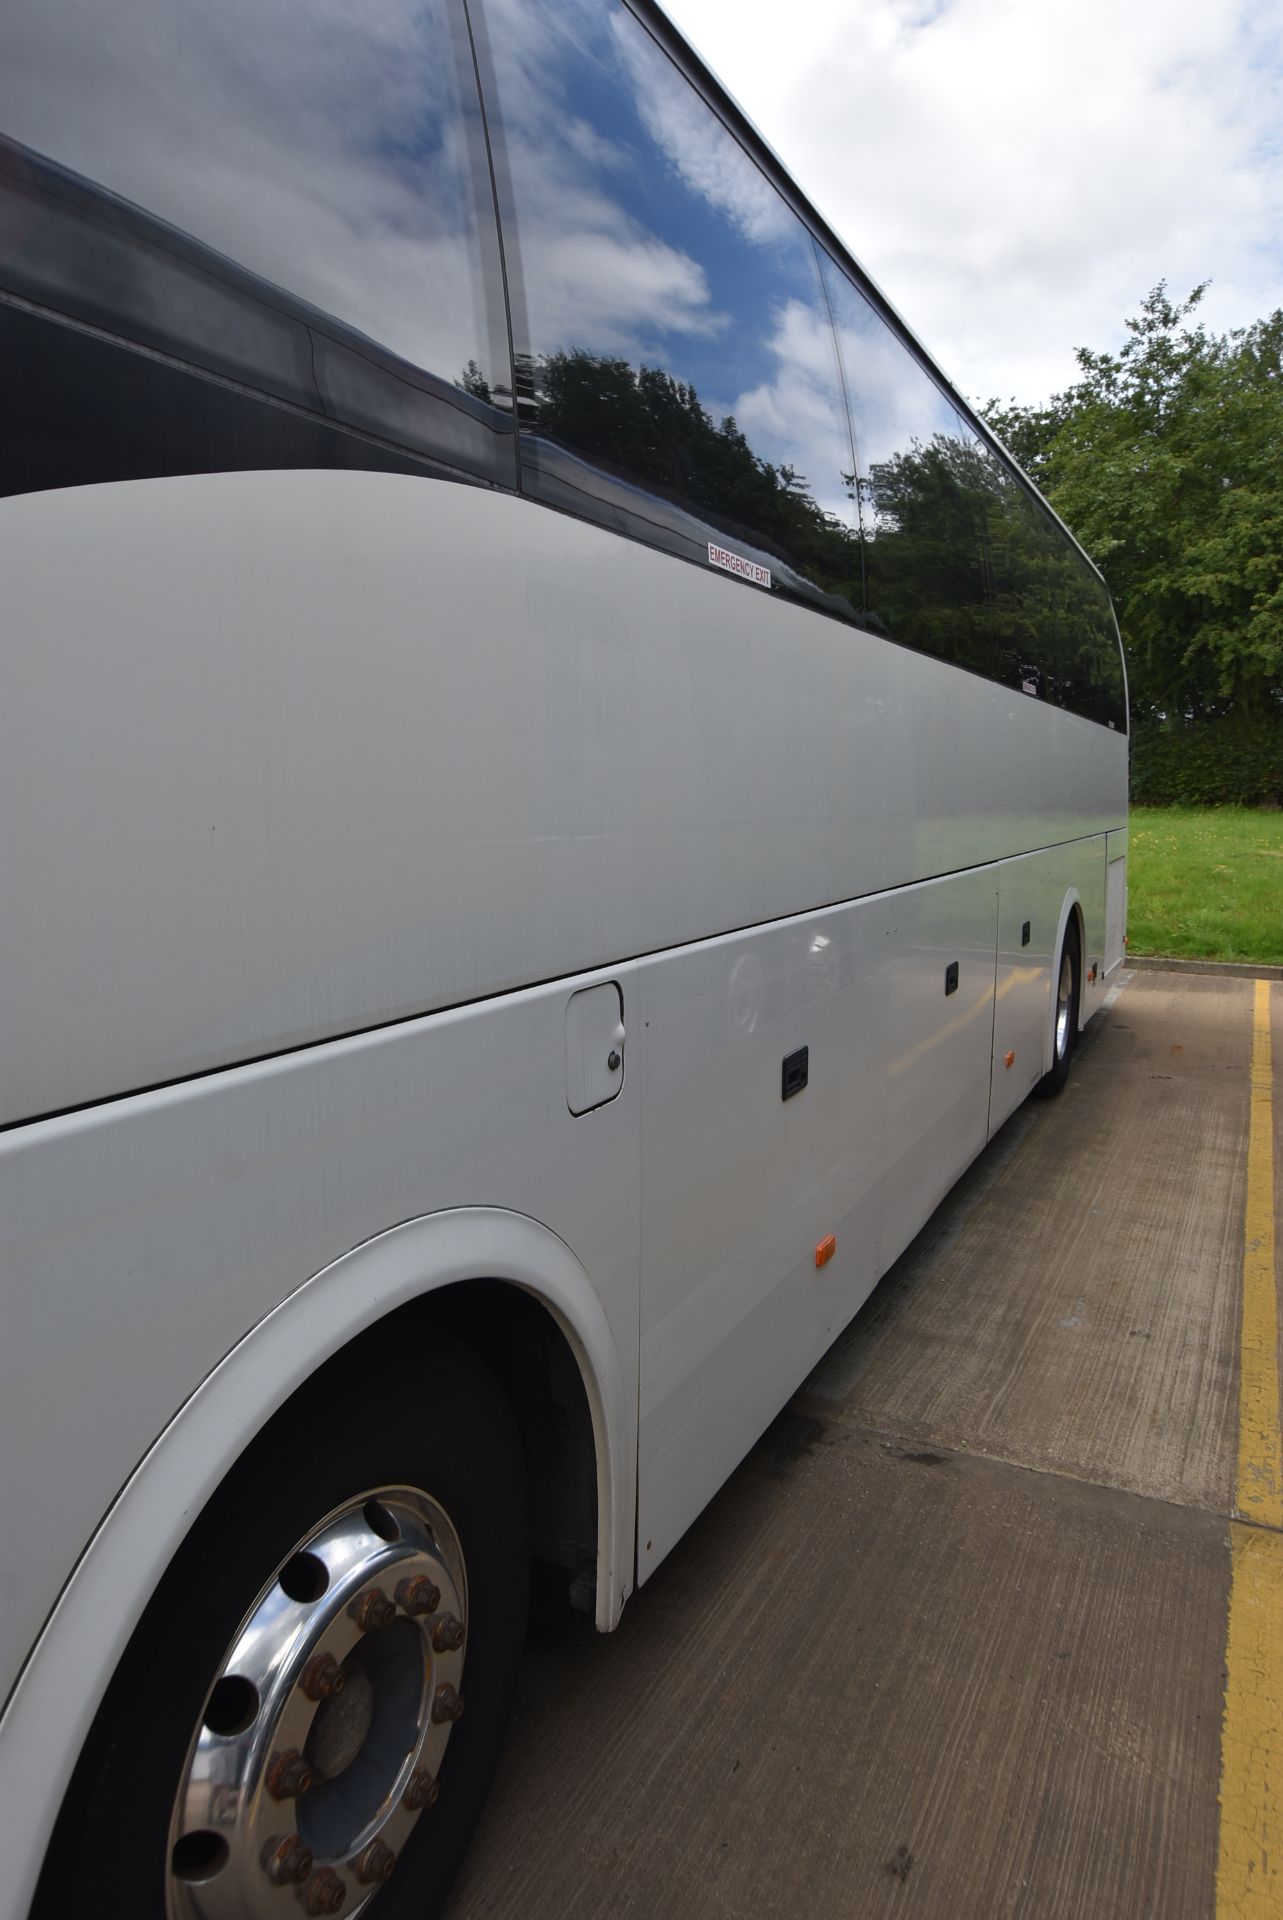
top-left (1129, 719), bottom-right (1283, 807)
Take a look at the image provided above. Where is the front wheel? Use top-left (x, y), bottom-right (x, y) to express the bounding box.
top-left (34, 1327), bottom-right (529, 1920)
top-left (1033, 918), bottom-right (1081, 1099)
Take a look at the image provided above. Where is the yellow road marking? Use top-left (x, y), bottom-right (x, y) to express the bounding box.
top-left (1217, 978), bottom-right (1282, 1916)
top-left (1219, 1526), bottom-right (1283, 1916)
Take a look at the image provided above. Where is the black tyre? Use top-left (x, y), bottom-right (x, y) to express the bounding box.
top-left (1033, 917), bottom-right (1081, 1099)
top-left (34, 1325), bottom-right (529, 1920)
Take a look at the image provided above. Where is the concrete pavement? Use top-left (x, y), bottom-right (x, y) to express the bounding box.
top-left (447, 971), bottom-right (1280, 1920)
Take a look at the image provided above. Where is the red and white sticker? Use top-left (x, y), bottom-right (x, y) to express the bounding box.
top-left (1021, 678), bottom-right (1038, 696)
top-left (708, 541), bottom-right (771, 588)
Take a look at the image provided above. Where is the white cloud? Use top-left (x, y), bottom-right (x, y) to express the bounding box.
top-left (662, 0), bottom-right (1283, 404)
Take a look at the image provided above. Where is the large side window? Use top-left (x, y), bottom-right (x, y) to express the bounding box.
top-left (1066, 563), bottom-right (1127, 731)
top-left (823, 252), bottom-right (1126, 729)
top-left (982, 455), bottom-right (1123, 727)
top-left (0, 0), bottom-right (513, 490)
top-left (474, 0), bottom-right (861, 615)
top-left (819, 255), bottom-right (992, 670)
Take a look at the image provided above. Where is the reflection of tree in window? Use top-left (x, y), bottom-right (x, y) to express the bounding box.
top-left (532, 348), bottom-right (861, 606)
top-left (982, 457), bottom-right (1123, 723)
top-left (863, 428), bottom-right (1123, 724)
top-left (479, 0), bottom-right (861, 609)
top-left (861, 431), bottom-right (995, 676)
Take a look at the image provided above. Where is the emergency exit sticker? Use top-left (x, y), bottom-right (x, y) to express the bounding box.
top-left (708, 542), bottom-right (771, 588)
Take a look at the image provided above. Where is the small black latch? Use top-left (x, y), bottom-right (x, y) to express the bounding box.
top-left (945, 961), bottom-right (959, 996)
top-left (782, 1046), bottom-right (809, 1101)
top-left (1021, 921), bottom-right (1031, 948)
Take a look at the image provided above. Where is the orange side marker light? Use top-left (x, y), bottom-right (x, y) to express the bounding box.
top-left (815, 1234), bottom-right (836, 1269)
top-left (1004, 1050), bottom-right (1016, 1069)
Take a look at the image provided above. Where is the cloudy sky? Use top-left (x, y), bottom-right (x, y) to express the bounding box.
top-left (662, 0), bottom-right (1283, 408)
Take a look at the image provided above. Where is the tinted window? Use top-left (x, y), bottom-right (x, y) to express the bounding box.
top-left (0, 0), bottom-right (512, 485)
top-left (821, 257), bottom-right (991, 665)
top-left (823, 254), bottom-right (1124, 729)
top-left (983, 454), bottom-right (1126, 729)
top-left (476, 0), bottom-right (861, 614)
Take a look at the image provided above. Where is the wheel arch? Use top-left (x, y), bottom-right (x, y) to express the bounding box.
top-left (2, 1208), bottom-right (634, 1920)
top-left (1048, 892), bottom-right (1087, 1064)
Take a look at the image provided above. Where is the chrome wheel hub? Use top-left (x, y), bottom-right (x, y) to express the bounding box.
top-left (167, 1488), bottom-right (467, 1919)
top-left (1055, 949), bottom-right (1074, 1059)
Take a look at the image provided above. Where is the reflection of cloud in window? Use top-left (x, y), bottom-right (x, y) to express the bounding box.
top-left (835, 319), bottom-right (958, 471)
top-left (499, 129), bottom-right (725, 355)
top-left (478, 0), bottom-right (598, 111)
top-left (481, 0), bottom-right (726, 359)
top-left (562, 115), bottom-right (632, 176)
top-left (2, 0), bottom-right (488, 379)
top-left (733, 299), bottom-right (856, 519)
top-left (609, 9), bottom-right (790, 248)
top-left (528, 232), bottom-right (724, 357)
top-left (887, 0), bottom-right (955, 29)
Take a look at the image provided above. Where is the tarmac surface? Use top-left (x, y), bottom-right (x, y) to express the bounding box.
top-left (447, 970), bottom-right (1281, 1920)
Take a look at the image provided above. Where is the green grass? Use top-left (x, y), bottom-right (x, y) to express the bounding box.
top-left (1128, 807), bottom-right (1283, 965)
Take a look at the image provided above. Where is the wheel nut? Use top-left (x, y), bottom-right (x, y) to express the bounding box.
top-left (350, 1587), bottom-right (397, 1631)
top-left (266, 1748), bottom-right (315, 1800)
top-left (431, 1612), bottom-right (465, 1652)
top-left (302, 1868), bottom-right (346, 1916)
top-left (300, 1652), bottom-right (346, 1701)
top-left (403, 1767), bottom-right (440, 1811)
top-left (261, 1834), bottom-right (313, 1886)
top-left (432, 1684), bottom-right (464, 1724)
top-left (395, 1573), bottom-right (441, 1617)
top-left (352, 1839), bottom-right (397, 1885)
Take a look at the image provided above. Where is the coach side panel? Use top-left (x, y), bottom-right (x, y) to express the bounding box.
top-left (0, 473), bottom-right (1126, 1126)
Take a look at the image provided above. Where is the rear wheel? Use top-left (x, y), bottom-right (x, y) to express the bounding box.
top-left (1033, 918), bottom-right (1081, 1099)
top-left (34, 1327), bottom-right (529, 1920)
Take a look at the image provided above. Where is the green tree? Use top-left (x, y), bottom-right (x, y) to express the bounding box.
top-left (983, 285), bottom-right (1283, 730)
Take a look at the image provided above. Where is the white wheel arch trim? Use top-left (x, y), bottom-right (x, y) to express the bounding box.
top-left (0, 1207), bottom-right (633, 1920)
